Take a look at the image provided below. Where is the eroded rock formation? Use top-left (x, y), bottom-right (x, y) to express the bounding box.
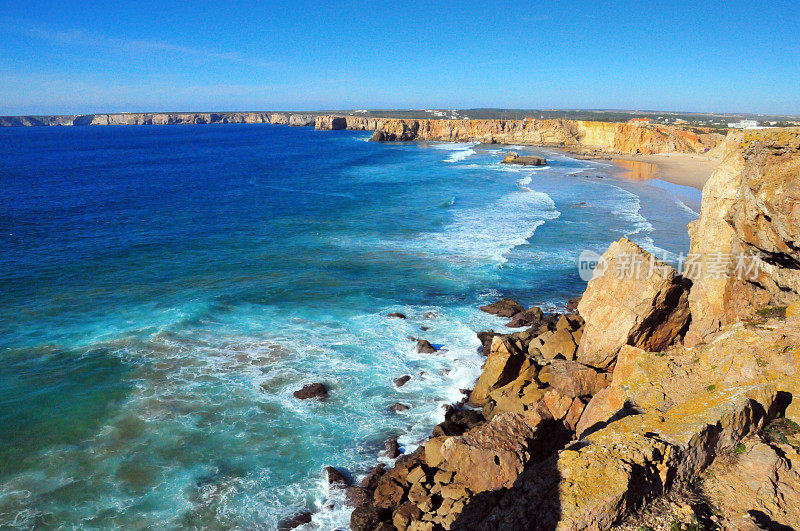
top-left (577, 238), bottom-right (692, 369)
top-left (685, 128), bottom-right (800, 345)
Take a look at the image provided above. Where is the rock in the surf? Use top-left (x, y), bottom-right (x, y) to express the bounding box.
top-left (415, 340), bottom-right (438, 354)
top-left (277, 511), bottom-right (313, 530)
top-left (293, 383), bottom-right (329, 400)
top-left (480, 298), bottom-right (525, 318)
top-left (325, 466), bottom-right (351, 488)
top-left (501, 151), bottom-right (547, 166)
top-left (393, 375), bottom-right (411, 387)
top-left (381, 437), bottom-right (402, 458)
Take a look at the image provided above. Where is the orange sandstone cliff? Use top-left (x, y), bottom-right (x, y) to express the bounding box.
top-left (315, 115), bottom-right (723, 155)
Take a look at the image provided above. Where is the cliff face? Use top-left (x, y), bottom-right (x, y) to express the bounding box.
top-left (0, 112), bottom-right (315, 127)
top-left (315, 115), bottom-right (723, 155)
top-left (3, 111), bottom-right (724, 156)
top-left (686, 128), bottom-right (800, 344)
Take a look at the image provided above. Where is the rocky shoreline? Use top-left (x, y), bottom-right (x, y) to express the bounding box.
top-left (9, 110), bottom-right (800, 529)
top-left (311, 127), bottom-right (800, 531)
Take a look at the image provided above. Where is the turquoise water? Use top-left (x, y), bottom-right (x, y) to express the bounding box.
top-left (0, 124), bottom-right (699, 528)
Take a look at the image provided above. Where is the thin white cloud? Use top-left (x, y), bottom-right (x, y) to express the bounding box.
top-left (0, 18), bottom-right (277, 69)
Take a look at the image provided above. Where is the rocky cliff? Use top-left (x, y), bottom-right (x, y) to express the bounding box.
top-left (315, 115), bottom-right (723, 155)
top-left (686, 128), bottom-right (800, 345)
top-left (0, 112), bottom-right (316, 127)
top-left (346, 128), bottom-right (800, 531)
top-left (3, 111), bottom-right (723, 157)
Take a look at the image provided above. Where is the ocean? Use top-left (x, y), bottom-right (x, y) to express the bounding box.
top-left (0, 124), bottom-right (699, 529)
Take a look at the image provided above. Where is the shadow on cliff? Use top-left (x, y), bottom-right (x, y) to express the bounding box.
top-left (450, 419), bottom-right (570, 531)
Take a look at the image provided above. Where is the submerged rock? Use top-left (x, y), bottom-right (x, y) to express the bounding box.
top-left (389, 403), bottom-right (410, 413)
top-left (293, 383), bottom-right (329, 400)
top-left (386, 312), bottom-right (407, 319)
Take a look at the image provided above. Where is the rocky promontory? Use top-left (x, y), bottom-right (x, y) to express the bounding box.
top-left (347, 127), bottom-right (800, 530)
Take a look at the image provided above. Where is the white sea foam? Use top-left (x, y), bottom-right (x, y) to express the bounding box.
top-left (454, 161), bottom-right (548, 174)
top-left (423, 185), bottom-right (560, 263)
top-left (605, 183), bottom-right (655, 238)
top-left (444, 148), bottom-right (476, 163)
top-left (429, 142), bottom-right (479, 163)
top-left (675, 198), bottom-right (700, 217)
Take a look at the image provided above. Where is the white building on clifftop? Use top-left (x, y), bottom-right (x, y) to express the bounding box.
top-left (727, 119), bottom-right (760, 129)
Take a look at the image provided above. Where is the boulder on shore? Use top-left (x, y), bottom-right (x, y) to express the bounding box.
top-left (566, 296), bottom-right (582, 313)
top-left (469, 336), bottom-right (529, 405)
top-left (501, 151), bottom-right (547, 166)
top-left (537, 360), bottom-right (610, 398)
top-left (505, 306), bottom-right (544, 328)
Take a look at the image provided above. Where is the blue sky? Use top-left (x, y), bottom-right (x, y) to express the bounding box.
top-left (1, 1), bottom-right (798, 115)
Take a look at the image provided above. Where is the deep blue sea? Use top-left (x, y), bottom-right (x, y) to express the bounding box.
top-left (0, 124), bottom-right (699, 529)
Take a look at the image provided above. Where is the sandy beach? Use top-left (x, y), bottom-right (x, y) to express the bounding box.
top-left (610, 152), bottom-right (721, 190)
